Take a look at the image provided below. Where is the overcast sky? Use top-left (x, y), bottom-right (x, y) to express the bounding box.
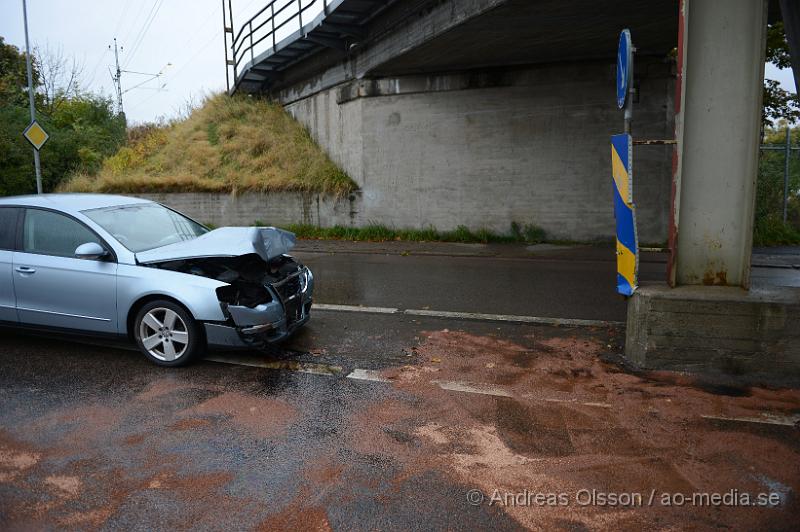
top-left (1, 1), bottom-right (796, 125)
top-left (0, 0), bottom-right (313, 124)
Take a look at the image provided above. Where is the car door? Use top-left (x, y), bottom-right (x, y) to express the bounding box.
top-left (0, 207), bottom-right (21, 323)
top-left (13, 208), bottom-right (118, 334)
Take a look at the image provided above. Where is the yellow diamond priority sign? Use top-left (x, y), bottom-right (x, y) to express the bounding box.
top-left (23, 120), bottom-right (49, 150)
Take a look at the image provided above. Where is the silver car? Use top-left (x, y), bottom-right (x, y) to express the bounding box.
top-left (0, 194), bottom-right (314, 366)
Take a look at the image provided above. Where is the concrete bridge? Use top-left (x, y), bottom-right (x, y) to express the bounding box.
top-left (225, 0), bottom-right (679, 243)
top-left (225, 0), bottom-right (800, 379)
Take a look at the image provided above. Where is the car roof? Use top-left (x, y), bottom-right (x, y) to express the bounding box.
top-left (0, 193), bottom-right (152, 215)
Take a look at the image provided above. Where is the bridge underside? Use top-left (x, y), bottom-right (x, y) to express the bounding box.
top-left (233, 0), bottom-right (681, 97)
top-left (369, 0), bottom-right (679, 76)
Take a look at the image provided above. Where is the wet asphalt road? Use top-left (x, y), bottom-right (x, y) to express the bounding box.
top-left (294, 247), bottom-right (666, 322)
top-left (0, 316), bottom-right (576, 530)
top-left (2, 245), bottom-right (799, 530)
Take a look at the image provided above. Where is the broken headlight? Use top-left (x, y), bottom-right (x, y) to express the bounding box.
top-left (300, 267), bottom-right (312, 294)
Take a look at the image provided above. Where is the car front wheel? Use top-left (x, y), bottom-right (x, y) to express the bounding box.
top-left (134, 300), bottom-right (202, 366)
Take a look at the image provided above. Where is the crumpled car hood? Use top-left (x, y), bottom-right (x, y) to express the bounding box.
top-left (135, 226), bottom-right (296, 264)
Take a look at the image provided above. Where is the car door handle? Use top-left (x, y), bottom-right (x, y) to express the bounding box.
top-left (15, 266), bottom-right (36, 274)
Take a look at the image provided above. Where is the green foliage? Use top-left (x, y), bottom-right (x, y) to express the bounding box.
top-left (263, 221), bottom-right (548, 244)
top-left (0, 36), bottom-right (40, 108)
top-left (0, 36), bottom-right (126, 196)
top-left (755, 125), bottom-right (800, 245)
top-left (754, 214), bottom-right (800, 246)
top-left (763, 23), bottom-right (800, 128)
top-left (510, 221), bottom-right (546, 243)
top-left (766, 22), bottom-right (792, 69)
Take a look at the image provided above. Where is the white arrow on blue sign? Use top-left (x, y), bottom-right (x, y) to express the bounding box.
top-left (617, 29), bottom-right (633, 109)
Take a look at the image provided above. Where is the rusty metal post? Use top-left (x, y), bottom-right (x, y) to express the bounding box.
top-left (784, 125), bottom-right (791, 223)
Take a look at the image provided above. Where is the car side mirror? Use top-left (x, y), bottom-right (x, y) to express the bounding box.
top-left (75, 242), bottom-right (109, 260)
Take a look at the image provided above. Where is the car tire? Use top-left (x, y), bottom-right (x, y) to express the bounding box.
top-left (134, 300), bottom-right (203, 367)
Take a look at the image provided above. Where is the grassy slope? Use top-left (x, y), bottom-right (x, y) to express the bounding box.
top-left (61, 94), bottom-right (356, 195)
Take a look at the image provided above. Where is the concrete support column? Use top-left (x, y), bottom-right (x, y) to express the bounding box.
top-left (670, 0), bottom-right (768, 288)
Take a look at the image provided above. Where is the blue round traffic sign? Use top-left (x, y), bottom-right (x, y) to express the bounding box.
top-left (616, 29), bottom-right (632, 109)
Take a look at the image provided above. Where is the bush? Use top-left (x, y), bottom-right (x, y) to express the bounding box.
top-left (0, 94), bottom-right (125, 195)
top-left (61, 93), bottom-right (356, 195)
top-left (756, 125), bottom-right (800, 245)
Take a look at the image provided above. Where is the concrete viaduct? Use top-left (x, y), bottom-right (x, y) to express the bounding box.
top-left (225, 0), bottom-right (800, 380)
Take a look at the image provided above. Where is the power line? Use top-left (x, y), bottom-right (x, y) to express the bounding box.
top-left (111, 0), bottom-right (133, 40)
top-left (124, 0), bottom-right (165, 69)
top-left (180, 3), bottom-right (222, 49)
top-left (86, 47), bottom-right (109, 88)
top-left (127, 0), bottom-right (262, 119)
top-left (121, 0), bottom-right (148, 46)
top-left (169, 32), bottom-right (219, 80)
top-left (168, 0), bottom-right (261, 82)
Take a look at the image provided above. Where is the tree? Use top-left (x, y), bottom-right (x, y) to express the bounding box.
top-left (763, 22), bottom-right (800, 128)
top-left (0, 36), bottom-right (40, 107)
top-left (0, 35), bottom-right (125, 195)
top-left (35, 44), bottom-right (82, 115)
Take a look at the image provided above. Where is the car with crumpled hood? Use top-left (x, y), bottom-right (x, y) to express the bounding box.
top-left (0, 194), bottom-right (314, 366)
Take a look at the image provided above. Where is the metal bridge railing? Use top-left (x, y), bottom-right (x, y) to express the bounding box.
top-left (223, 0), bottom-right (328, 92)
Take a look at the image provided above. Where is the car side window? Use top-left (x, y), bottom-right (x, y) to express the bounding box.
top-left (23, 209), bottom-right (102, 258)
top-left (0, 208), bottom-right (19, 250)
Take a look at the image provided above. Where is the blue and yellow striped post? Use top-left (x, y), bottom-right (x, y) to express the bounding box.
top-left (611, 133), bottom-right (638, 296)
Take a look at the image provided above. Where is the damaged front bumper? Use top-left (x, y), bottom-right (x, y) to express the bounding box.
top-left (204, 266), bottom-right (314, 349)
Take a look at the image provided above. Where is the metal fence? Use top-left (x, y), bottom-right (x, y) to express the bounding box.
top-left (760, 126), bottom-right (799, 224)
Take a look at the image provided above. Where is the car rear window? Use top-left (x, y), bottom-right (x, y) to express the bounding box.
top-left (0, 208), bottom-right (19, 250)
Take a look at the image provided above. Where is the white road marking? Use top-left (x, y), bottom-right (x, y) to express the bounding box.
top-left (582, 401), bottom-right (613, 409)
top-left (346, 368), bottom-right (391, 383)
top-left (542, 397), bottom-right (612, 408)
top-left (701, 414), bottom-right (800, 427)
top-left (204, 355), bottom-right (342, 376)
top-left (204, 358), bottom-right (794, 429)
top-left (432, 380), bottom-right (514, 397)
top-left (404, 309), bottom-right (622, 327)
top-left (313, 302), bottom-right (622, 327)
top-left (314, 303), bottom-right (399, 314)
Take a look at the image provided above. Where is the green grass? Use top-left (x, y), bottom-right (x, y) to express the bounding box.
top-left (60, 93), bottom-right (357, 195)
top-left (753, 214), bottom-right (800, 246)
top-left (253, 221), bottom-right (548, 244)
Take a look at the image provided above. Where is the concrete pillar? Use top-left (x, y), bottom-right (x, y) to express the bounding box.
top-left (669, 0), bottom-right (768, 288)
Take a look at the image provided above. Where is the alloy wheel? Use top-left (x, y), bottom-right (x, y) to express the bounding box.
top-left (138, 307), bottom-right (190, 361)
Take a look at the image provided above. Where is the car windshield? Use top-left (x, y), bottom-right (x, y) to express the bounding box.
top-left (83, 203), bottom-right (209, 253)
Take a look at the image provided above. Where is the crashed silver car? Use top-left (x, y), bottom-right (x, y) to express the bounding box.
top-left (0, 194), bottom-right (313, 366)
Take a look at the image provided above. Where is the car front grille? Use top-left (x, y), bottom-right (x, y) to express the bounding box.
top-left (272, 269), bottom-right (304, 324)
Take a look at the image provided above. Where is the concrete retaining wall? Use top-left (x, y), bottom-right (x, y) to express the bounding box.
top-left (284, 60), bottom-right (675, 242)
top-left (138, 191), bottom-right (361, 227)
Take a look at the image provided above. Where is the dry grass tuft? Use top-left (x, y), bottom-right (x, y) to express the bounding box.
top-left (60, 94), bottom-right (356, 195)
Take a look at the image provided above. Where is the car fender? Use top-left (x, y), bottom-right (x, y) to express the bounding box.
top-left (116, 264), bottom-right (228, 334)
